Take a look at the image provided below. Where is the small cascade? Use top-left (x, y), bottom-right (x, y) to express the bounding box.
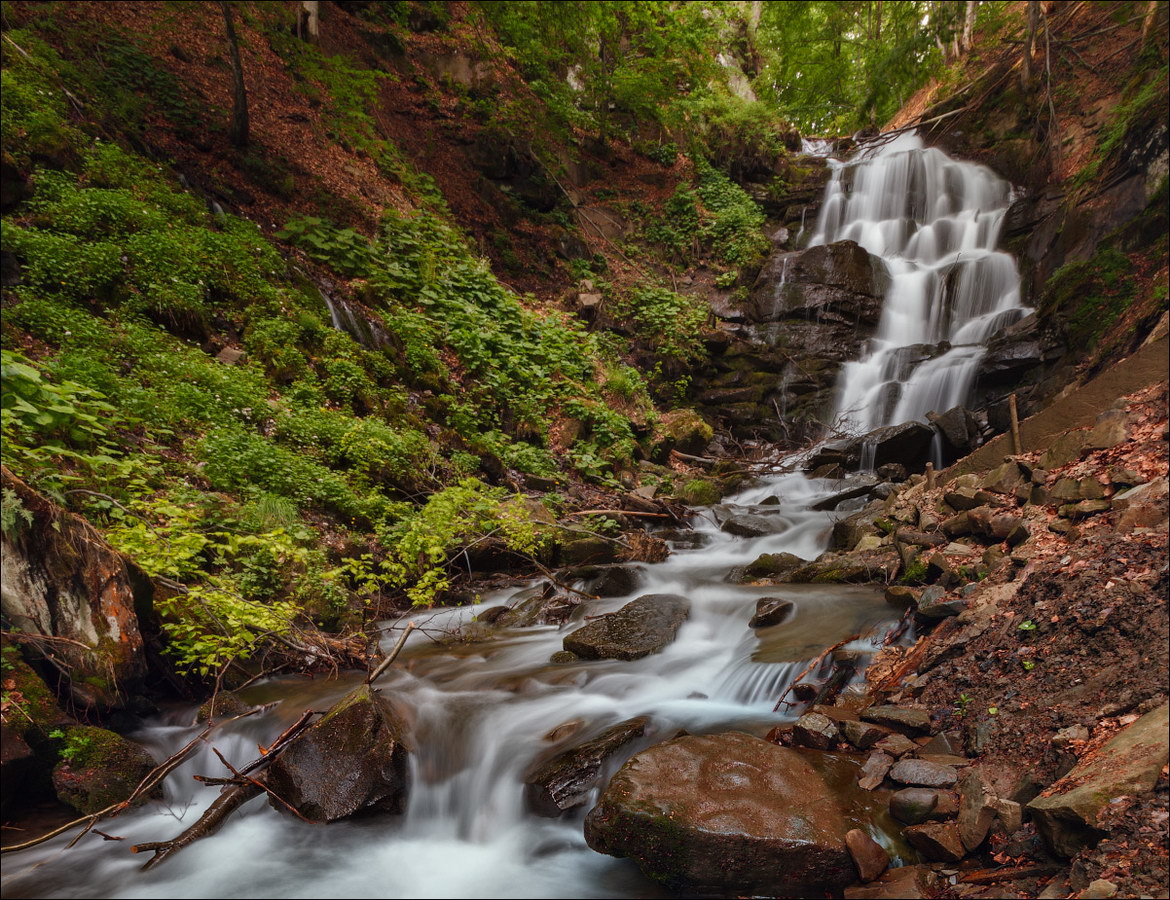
top-left (320, 289), bottom-right (392, 350)
top-left (810, 133), bottom-right (1028, 434)
top-left (766, 256), bottom-right (791, 343)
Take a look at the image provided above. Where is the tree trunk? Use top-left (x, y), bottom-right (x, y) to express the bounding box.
top-left (220, 1), bottom-right (249, 148)
top-left (962, 0), bottom-right (978, 52)
top-left (1021, 0), bottom-right (1040, 92)
top-left (1141, 0), bottom-right (1160, 46)
top-left (301, 1), bottom-right (319, 42)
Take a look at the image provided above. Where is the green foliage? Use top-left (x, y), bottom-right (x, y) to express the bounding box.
top-left (1, 489), bottom-right (34, 540)
top-left (276, 217), bottom-right (375, 276)
top-left (49, 728), bottom-right (94, 762)
top-left (609, 286), bottom-right (707, 364)
top-left (898, 558), bottom-right (928, 585)
top-left (1043, 248), bottom-right (1135, 350)
top-left (378, 478), bottom-right (544, 605)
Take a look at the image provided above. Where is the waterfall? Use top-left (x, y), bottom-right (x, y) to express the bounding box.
top-left (809, 133), bottom-right (1027, 434)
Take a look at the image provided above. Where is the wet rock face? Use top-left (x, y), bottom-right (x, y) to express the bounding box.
top-left (585, 732), bottom-right (855, 894)
top-left (748, 240), bottom-right (888, 326)
top-left (523, 717), bottom-right (649, 817)
top-left (1, 467), bottom-right (147, 710)
top-left (263, 685), bottom-right (410, 822)
top-left (562, 594), bottom-right (690, 661)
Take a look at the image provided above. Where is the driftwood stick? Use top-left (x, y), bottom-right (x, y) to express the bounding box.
top-left (773, 634), bottom-right (859, 712)
top-left (367, 622), bottom-right (417, 685)
top-left (564, 509), bottom-right (671, 519)
top-left (1, 709), bottom-right (259, 855)
top-left (236, 709), bottom-right (317, 777)
top-left (132, 782), bottom-right (264, 870)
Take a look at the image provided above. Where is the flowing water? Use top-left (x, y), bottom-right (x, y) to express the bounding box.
top-left (811, 132), bottom-right (1027, 433)
top-left (2, 471), bottom-right (905, 899)
top-left (2, 134), bottom-right (1024, 899)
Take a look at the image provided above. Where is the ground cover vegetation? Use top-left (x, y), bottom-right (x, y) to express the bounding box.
top-left (0, 0), bottom-right (1012, 683)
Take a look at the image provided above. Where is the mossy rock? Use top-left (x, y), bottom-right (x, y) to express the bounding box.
top-left (675, 478), bottom-right (721, 506)
top-left (51, 726), bottom-right (159, 815)
top-left (653, 409), bottom-right (714, 458)
top-left (0, 643), bottom-right (70, 740)
top-left (195, 690), bottom-right (251, 723)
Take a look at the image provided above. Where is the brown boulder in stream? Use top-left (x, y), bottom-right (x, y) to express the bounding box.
top-left (263, 684), bottom-right (410, 822)
top-left (585, 731), bottom-right (855, 894)
top-left (563, 594), bottom-right (689, 661)
top-left (523, 716), bottom-right (649, 817)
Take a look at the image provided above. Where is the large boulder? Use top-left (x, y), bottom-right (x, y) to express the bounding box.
top-left (856, 421), bottom-right (936, 471)
top-left (263, 684), bottom-right (410, 822)
top-left (523, 717), bottom-right (649, 817)
top-left (563, 594), bottom-right (689, 661)
top-left (585, 732), bottom-right (855, 894)
top-left (1, 467), bottom-right (148, 709)
top-left (1029, 702), bottom-right (1169, 857)
top-left (748, 241), bottom-right (887, 327)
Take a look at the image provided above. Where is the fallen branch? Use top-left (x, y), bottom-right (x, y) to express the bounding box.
top-left (132, 782), bottom-right (263, 870)
top-left (367, 622), bottom-right (417, 685)
top-left (564, 509), bottom-right (671, 519)
top-left (773, 634), bottom-right (859, 712)
top-left (959, 864), bottom-right (1065, 885)
top-left (1, 709), bottom-right (260, 855)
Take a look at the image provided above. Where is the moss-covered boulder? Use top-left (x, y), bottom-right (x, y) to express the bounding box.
top-left (563, 594), bottom-right (689, 661)
top-left (263, 684), bottom-right (410, 822)
top-left (652, 409), bottom-right (714, 459)
top-left (51, 726), bottom-right (159, 815)
top-left (585, 732), bottom-right (854, 894)
top-left (674, 478), bottom-right (722, 506)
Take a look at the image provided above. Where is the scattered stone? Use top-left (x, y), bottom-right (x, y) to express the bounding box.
top-left (873, 733), bottom-right (920, 757)
top-left (845, 828), bottom-right (890, 883)
top-left (958, 770), bottom-right (997, 851)
top-left (994, 797), bottom-right (1024, 833)
top-left (563, 594), bottom-right (690, 661)
top-left (585, 732), bottom-right (856, 894)
top-left (890, 788), bottom-right (939, 825)
top-left (894, 529), bottom-right (946, 549)
top-left (917, 590), bottom-right (968, 620)
top-left (1059, 499), bottom-right (1111, 519)
top-left (721, 514), bottom-right (781, 538)
top-left (1029, 702), bottom-right (1169, 857)
top-left (1084, 408), bottom-right (1130, 450)
top-left (810, 476), bottom-right (880, 511)
top-left (476, 605), bottom-right (510, 624)
top-left (793, 712), bottom-right (839, 750)
top-left (842, 719), bottom-right (893, 751)
top-left (942, 511), bottom-right (973, 538)
top-left (549, 650), bottom-right (580, 664)
top-left (858, 751), bottom-right (894, 790)
top-left (587, 566), bottom-right (642, 597)
top-left (876, 463), bottom-right (908, 482)
top-left (749, 597), bottom-right (795, 629)
top-left (263, 685), bottom-right (410, 822)
top-left (215, 346), bottom-right (246, 365)
top-left (523, 717), bottom-right (649, 817)
top-left (1077, 879), bottom-right (1119, 899)
top-left (980, 461), bottom-right (1026, 495)
top-left (195, 691), bottom-right (251, 723)
top-left (889, 758), bottom-right (959, 788)
top-left (884, 585), bottom-right (918, 607)
top-left (904, 822), bottom-right (965, 862)
top-left (741, 552), bottom-right (805, 581)
top-left (861, 705), bottom-right (932, 734)
top-left (843, 864), bottom-right (936, 899)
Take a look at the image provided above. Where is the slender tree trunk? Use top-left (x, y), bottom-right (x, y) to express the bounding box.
top-left (1141, 0), bottom-right (1160, 46)
top-left (220, 1), bottom-right (249, 148)
top-left (962, 0), bottom-right (977, 52)
top-left (301, 1), bottom-right (319, 42)
top-left (1021, 0), bottom-right (1040, 92)
top-left (875, 0), bottom-right (883, 41)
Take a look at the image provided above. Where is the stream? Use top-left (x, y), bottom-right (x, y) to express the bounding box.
top-left (1, 134), bottom-right (1026, 899)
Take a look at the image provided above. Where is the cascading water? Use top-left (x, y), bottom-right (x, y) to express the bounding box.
top-left (5, 132), bottom-right (1027, 900)
top-left (810, 133), bottom-right (1028, 434)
